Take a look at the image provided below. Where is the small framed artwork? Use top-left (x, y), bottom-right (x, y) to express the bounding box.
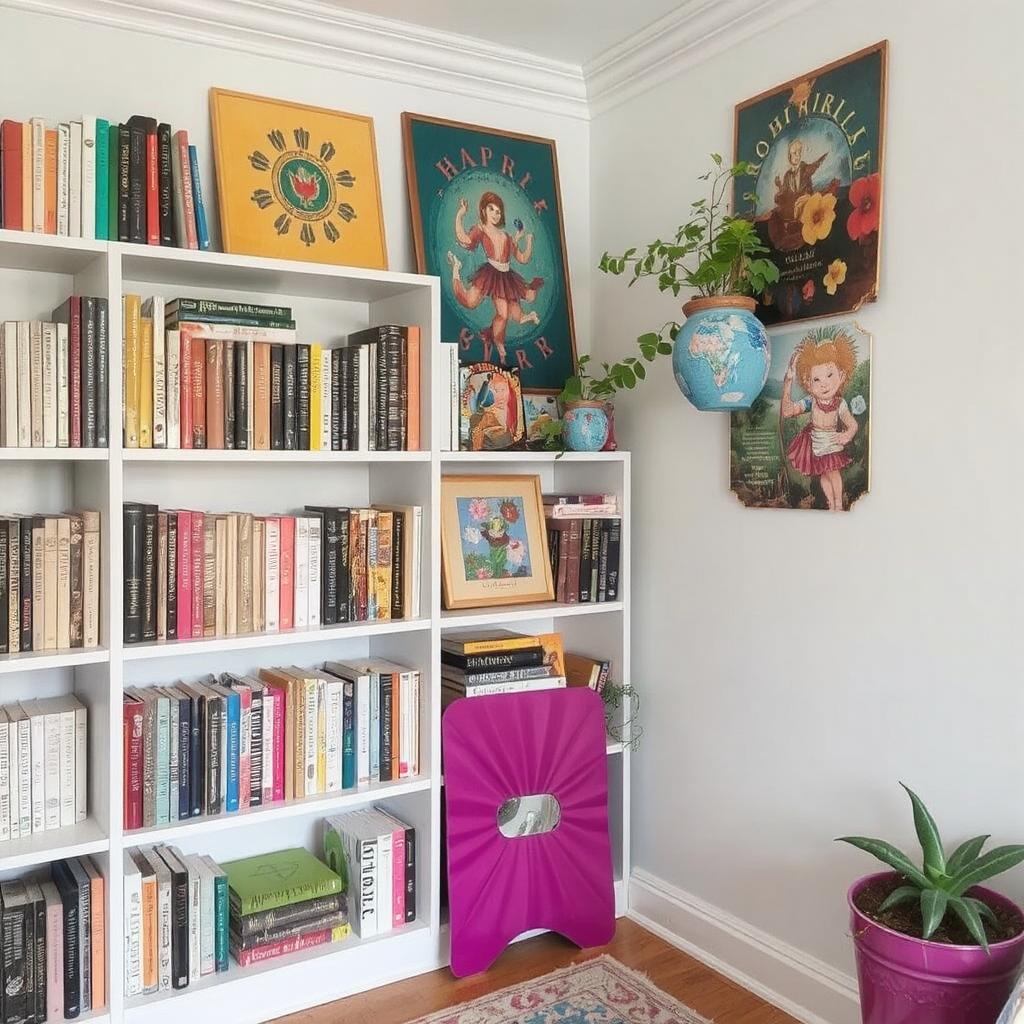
top-left (458, 363), bottom-right (525, 451)
top-left (441, 474), bottom-right (554, 610)
top-left (522, 391), bottom-right (560, 448)
top-left (210, 88), bottom-right (388, 268)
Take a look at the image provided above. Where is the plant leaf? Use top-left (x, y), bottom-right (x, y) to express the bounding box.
top-left (920, 889), bottom-right (948, 940)
top-left (949, 897), bottom-right (990, 952)
top-left (946, 835), bottom-right (990, 877)
top-left (901, 784), bottom-right (945, 876)
top-left (835, 837), bottom-right (929, 888)
top-left (879, 885), bottom-right (919, 912)
top-left (948, 845), bottom-right (1024, 896)
top-left (965, 896), bottom-right (998, 927)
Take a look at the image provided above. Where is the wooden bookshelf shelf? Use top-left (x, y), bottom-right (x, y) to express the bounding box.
top-left (0, 646), bottom-right (110, 675)
top-left (0, 816), bottom-right (108, 873)
top-left (440, 601), bottom-right (624, 629)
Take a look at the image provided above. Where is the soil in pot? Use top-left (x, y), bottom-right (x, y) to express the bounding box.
top-left (855, 875), bottom-right (1024, 945)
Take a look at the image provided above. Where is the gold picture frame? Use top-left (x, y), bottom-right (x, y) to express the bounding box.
top-left (440, 474), bottom-right (554, 610)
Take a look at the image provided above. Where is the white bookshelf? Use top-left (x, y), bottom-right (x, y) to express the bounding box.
top-left (0, 228), bottom-right (631, 1024)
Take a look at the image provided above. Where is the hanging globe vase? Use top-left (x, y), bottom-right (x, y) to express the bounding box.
top-left (562, 400), bottom-right (610, 452)
top-left (673, 296), bottom-right (770, 411)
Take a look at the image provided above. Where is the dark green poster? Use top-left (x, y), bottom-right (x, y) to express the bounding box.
top-left (402, 114), bottom-right (577, 392)
top-left (733, 42), bottom-right (887, 326)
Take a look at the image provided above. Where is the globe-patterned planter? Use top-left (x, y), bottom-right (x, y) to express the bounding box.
top-left (562, 401), bottom-right (610, 452)
top-left (673, 295), bottom-right (770, 411)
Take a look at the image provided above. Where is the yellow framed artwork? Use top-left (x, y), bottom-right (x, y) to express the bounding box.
top-left (209, 89), bottom-right (388, 269)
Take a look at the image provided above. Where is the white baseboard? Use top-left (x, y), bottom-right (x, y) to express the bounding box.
top-left (628, 869), bottom-right (861, 1024)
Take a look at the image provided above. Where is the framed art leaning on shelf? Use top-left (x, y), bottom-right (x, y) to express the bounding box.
top-left (440, 474), bottom-right (553, 610)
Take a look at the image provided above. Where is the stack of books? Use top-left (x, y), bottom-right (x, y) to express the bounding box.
top-left (441, 629), bottom-right (567, 702)
top-left (544, 494), bottom-right (622, 604)
top-left (0, 696), bottom-right (88, 842)
top-left (122, 502), bottom-right (422, 644)
top-left (1, 297), bottom-right (110, 448)
top-left (123, 296), bottom-right (421, 452)
top-left (123, 844), bottom-right (229, 995)
top-left (122, 660), bottom-right (421, 830)
top-left (222, 847), bottom-right (348, 967)
top-left (0, 512), bottom-right (101, 654)
top-left (0, 116), bottom-right (208, 247)
top-left (324, 808), bottom-right (416, 937)
top-left (1, 856), bottom-right (106, 1022)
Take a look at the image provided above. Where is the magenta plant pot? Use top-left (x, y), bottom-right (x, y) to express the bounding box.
top-left (849, 872), bottom-right (1024, 1024)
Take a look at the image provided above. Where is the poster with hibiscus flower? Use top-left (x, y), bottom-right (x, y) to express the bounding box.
top-left (441, 474), bottom-right (554, 609)
top-left (733, 41), bottom-right (887, 325)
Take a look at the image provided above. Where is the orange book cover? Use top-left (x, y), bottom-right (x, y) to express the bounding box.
top-left (206, 339), bottom-right (225, 449)
top-left (278, 514), bottom-right (295, 630)
top-left (189, 334), bottom-right (206, 448)
top-left (139, 867), bottom-right (157, 991)
top-left (84, 859), bottom-right (106, 1008)
top-left (44, 129), bottom-right (57, 234)
top-left (253, 342), bottom-right (271, 450)
top-left (406, 325), bottom-right (420, 451)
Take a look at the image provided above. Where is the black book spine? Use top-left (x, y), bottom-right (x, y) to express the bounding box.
top-left (1, 895), bottom-right (28, 1024)
top-left (348, 347), bottom-right (360, 451)
top-left (330, 348), bottom-right (342, 451)
top-left (80, 297), bottom-right (98, 449)
top-left (177, 694), bottom-right (191, 820)
top-left (94, 296), bottom-right (109, 448)
top-left (249, 689), bottom-right (263, 807)
top-left (22, 887), bottom-right (35, 1024)
top-left (379, 673), bottom-right (392, 782)
top-left (385, 330), bottom-right (402, 452)
top-left (123, 504), bottom-right (144, 643)
top-left (237, 894), bottom-right (343, 937)
top-left (223, 340), bottom-right (235, 451)
top-left (442, 648), bottom-right (544, 672)
top-left (166, 861), bottom-right (189, 988)
top-left (166, 513), bottom-right (178, 640)
top-left (142, 505), bottom-right (157, 641)
top-left (596, 522), bottom-right (609, 602)
top-left (234, 341), bottom-right (248, 450)
top-left (127, 119), bottom-right (147, 244)
top-left (207, 696), bottom-right (222, 814)
top-left (399, 331), bottom-right (408, 451)
top-left (190, 693), bottom-right (203, 817)
top-left (19, 518), bottom-right (32, 651)
top-left (52, 864), bottom-right (81, 1019)
top-left (0, 525), bottom-right (7, 654)
top-left (282, 345), bottom-right (297, 450)
top-left (269, 344), bottom-right (283, 450)
top-left (337, 347), bottom-right (351, 451)
top-left (336, 512), bottom-right (350, 624)
top-left (315, 511), bottom-right (337, 626)
top-left (403, 826), bottom-right (416, 922)
top-left (117, 124), bottom-right (130, 243)
top-left (296, 345), bottom-right (310, 450)
top-left (32, 888), bottom-right (46, 1023)
top-left (578, 518), bottom-right (593, 603)
top-left (157, 123), bottom-right (174, 245)
top-left (375, 338), bottom-right (387, 450)
top-left (605, 519), bottom-right (621, 601)
top-left (391, 510), bottom-right (404, 621)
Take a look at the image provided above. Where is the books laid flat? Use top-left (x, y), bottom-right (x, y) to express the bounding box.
top-left (439, 629), bottom-right (569, 701)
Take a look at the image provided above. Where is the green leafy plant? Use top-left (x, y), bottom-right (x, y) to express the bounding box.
top-left (602, 682), bottom-right (642, 751)
top-left (837, 784), bottom-right (1024, 951)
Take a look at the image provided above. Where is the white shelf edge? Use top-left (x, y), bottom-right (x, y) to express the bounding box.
top-left (124, 776), bottom-right (432, 846)
top-left (0, 818), bottom-right (109, 873)
top-left (440, 601), bottom-right (623, 629)
top-left (0, 447), bottom-right (109, 462)
top-left (0, 227), bottom-right (107, 256)
top-left (122, 449), bottom-right (430, 464)
top-left (122, 618), bottom-right (431, 661)
top-left (0, 646), bottom-right (110, 675)
top-left (439, 450), bottom-right (629, 463)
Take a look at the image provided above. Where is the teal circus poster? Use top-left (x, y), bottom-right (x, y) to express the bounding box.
top-left (402, 114), bottom-right (578, 392)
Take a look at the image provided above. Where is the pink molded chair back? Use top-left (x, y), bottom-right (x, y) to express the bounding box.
top-left (443, 687), bottom-right (615, 977)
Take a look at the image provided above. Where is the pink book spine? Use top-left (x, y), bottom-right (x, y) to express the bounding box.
top-left (391, 826), bottom-right (405, 927)
top-left (237, 687), bottom-right (251, 809)
top-left (176, 511), bottom-right (192, 640)
top-left (234, 927), bottom-right (334, 967)
top-left (190, 511), bottom-right (204, 637)
top-left (270, 685), bottom-right (286, 802)
top-left (262, 689), bottom-right (275, 804)
top-left (46, 895), bottom-right (63, 1021)
top-left (175, 130), bottom-right (199, 250)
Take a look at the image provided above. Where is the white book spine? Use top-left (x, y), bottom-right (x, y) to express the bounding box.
top-left (307, 516), bottom-right (321, 628)
top-left (41, 322), bottom-right (57, 447)
top-left (320, 348), bottom-right (331, 451)
top-left (83, 521), bottom-right (99, 649)
top-left (400, 671), bottom-right (411, 779)
top-left (358, 835), bottom-right (378, 938)
top-left (30, 118), bottom-right (45, 232)
top-left (2, 324), bottom-right (17, 446)
top-left (58, 708), bottom-right (75, 827)
top-left (412, 670), bottom-right (420, 776)
top-left (166, 329), bottom-right (180, 448)
top-left (357, 675), bottom-right (370, 785)
top-left (28, 709), bottom-right (45, 833)
top-left (56, 124), bottom-right (70, 236)
top-left (56, 322), bottom-right (69, 447)
top-left (7, 723), bottom-right (19, 839)
top-left (123, 855), bottom-right (143, 997)
top-left (16, 717), bottom-right (31, 836)
top-left (188, 862), bottom-right (201, 982)
top-left (68, 121), bottom-right (82, 238)
top-left (151, 297), bottom-right (166, 448)
top-left (74, 702), bottom-right (87, 821)
top-left (155, 872), bottom-right (171, 991)
top-left (303, 680), bottom-right (318, 797)
top-left (377, 828), bottom-right (392, 934)
top-left (370, 677), bottom-right (379, 781)
top-left (293, 517), bottom-right (309, 628)
top-left (16, 321), bottom-right (31, 447)
top-left (80, 116), bottom-right (97, 238)
top-left (30, 321), bottom-right (43, 447)
top-left (264, 518), bottom-right (280, 632)
top-left (261, 689), bottom-right (274, 803)
top-left (197, 860), bottom-right (215, 975)
top-left (325, 679), bottom-right (342, 792)
top-left (0, 717), bottom-right (9, 841)
top-left (43, 712), bottom-right (60, 830)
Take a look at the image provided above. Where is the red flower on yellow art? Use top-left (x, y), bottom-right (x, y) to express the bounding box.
top-left (847, 174), bottom-right (881, 241)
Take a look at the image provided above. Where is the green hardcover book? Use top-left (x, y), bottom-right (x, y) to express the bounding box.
top-left (95, 118), bottom-right (109, 238)
top-left (106, 122), bottom-right (119, 240)
top-left (222, 848), bottom-right (343, 916)
top-left (202, 855), bottom-right (229, 973)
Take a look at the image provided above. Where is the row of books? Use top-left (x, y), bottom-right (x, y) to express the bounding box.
top-left (0, 117), bottom-right (209, 248)
top-left (1, 856), bottom-right (105, 1022)
top-left (545, 498), bottom-right (622, 605)
top-left (123, 503), bottom-right (423, 645)
top-left (0, 298), bottom-right (110, 448)
top-left (123, 297), bottom-right (422, 452)
top-left (0, 697), bottom-right (88, 843)
top-left (0, 513), bottom-right (101, 654)
top-left (123, 844), bottom-right (228, 995)
top-left (122, 659), bottom-right (422, 830)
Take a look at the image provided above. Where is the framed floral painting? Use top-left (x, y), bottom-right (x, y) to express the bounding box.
top-left (440, 474), bottom-right (554, 609)
top-left (733, 41), bottom-right (887, 325)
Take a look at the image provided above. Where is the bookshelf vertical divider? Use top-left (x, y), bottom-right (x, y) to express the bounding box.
top-left (0, 230), bottom-right (630, 1024)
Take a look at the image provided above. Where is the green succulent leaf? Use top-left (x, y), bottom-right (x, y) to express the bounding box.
top-left (878, 885), bottom-right (920, 912)
top-left (965, 896), bottom-right (998, 927)
top-left (946, 835), bottom-right (991, 877)
top-left (835, 837), bottom-right (929, 889)
top-left (920, 889), bottom-right (949, 940)
top-left (901, 784), bottom-right (946, 876)
top-left (949, 896), bottom-right (990, 952)
top-left (948, 845), bottom-right (1024, 897)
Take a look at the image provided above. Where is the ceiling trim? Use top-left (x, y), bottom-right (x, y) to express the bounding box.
top-left (2, 0), bottom-right (591, 120)
top-left (584, 0), bottom-right (822, 115)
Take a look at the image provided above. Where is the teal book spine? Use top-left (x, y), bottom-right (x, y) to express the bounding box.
top-left (188, 145), bottom-right (211, 251)
top-left (94, 118), bottom-right (109, 239)
top-left (341, 680), bottom-right (355, 790)
top-left (224, 689), bottom-right (240, 812)
top-left (213, 871), bottom-right (228, 971)
top-left (155, 694), bottom-right (171, 825)
top-left (106, 123), bottom-right (119, 240)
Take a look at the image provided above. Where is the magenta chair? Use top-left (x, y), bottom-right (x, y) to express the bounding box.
top-left (442, 687), bottom-right (615, 977)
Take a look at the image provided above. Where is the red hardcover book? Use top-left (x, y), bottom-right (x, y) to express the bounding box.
top-left (233, 926), bottom-right (338, 968)
top-left (68, 296), bottom-right (82, 447)
top-left (546, 519), bottom-right (571, 603)
top-left (1, 120), bottom-right (23, 230)
top-left (278, 515), bottom-right (295, 630)
top-left (123, 695), bottom-right (144, 830)
top-left (205, 340), bottom-right (225, 449)
top-left (176, 510), bottom-right (192, 639)
top-left (175, 130), bottom-right (199, 250)
top-left (190, 511), bottom-right (204, 637)
top-left (179, 332), bottom-right (193, 449)
top-left (146, 128), bottom-right (159, 245)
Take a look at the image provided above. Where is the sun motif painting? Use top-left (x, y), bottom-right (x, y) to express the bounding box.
top-left (210, 89), bottom-right (387, 268)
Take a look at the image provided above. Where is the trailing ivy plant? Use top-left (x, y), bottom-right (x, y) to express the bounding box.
top-left (837, 784), bottom-right (1024, 951)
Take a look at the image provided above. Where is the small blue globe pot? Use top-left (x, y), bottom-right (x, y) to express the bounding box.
top-left (673, 296), bottom-right (770, 411)
top-left (562, 401), bottom-right (610, 452)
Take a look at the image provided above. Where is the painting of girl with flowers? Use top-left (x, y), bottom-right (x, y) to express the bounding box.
top-left (441, 474), bottom-right (553, 609)
top-left (734, 41), bottom-right (887, 325)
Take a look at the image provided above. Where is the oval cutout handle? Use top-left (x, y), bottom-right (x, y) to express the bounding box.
top-left (497, 794), bottom-right (561, 837)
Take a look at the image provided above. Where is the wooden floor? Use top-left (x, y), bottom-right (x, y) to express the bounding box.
top-left (274, 918), bottom-right (800, 1024)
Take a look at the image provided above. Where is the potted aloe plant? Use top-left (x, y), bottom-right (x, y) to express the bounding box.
top-left (599, 154), bottom-right (779, 411)
top-left (838, 784), bottom-right (1024, 1024)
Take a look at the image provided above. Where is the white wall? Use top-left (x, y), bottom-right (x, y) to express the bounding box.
top-left (591, 0), bottom-right (1024, 1006)
top-left (0, 6), bottom-right (591, 345)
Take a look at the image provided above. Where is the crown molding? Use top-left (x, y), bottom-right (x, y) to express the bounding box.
top-left (3, 0), bottom-right (590, 120)
top-left (585, 0), bottom-right (822, 116)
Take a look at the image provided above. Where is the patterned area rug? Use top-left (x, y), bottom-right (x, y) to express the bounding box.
top-left (409, 954), bottom-right (711, 1024)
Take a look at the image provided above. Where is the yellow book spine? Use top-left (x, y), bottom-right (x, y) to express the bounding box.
top-left (316, 684), bottom-right (326, 792)
top-left (309, 343), bottom-right (322, 451)
top-left (140, 875), bottom-right (157, 991)
top-left (458, 635), bottom-right (542, 654)
top-left (123, 294), bottom-right (142, 447)
top-left (139, 317), bottom-right (153, 448)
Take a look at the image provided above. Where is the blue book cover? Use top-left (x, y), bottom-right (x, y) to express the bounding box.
top-left (155, 693), bottom-right (171, 825)
top-left (222, 686), bottom-right (240, 812)
top-left (94, 119), bottom-right (109, 240)
top-left (341, 679), bottom-right (355, 790)
top-left (188, 144), bottom-right (211, 251)
top-left (177, 692), bottom-right (192, 820)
